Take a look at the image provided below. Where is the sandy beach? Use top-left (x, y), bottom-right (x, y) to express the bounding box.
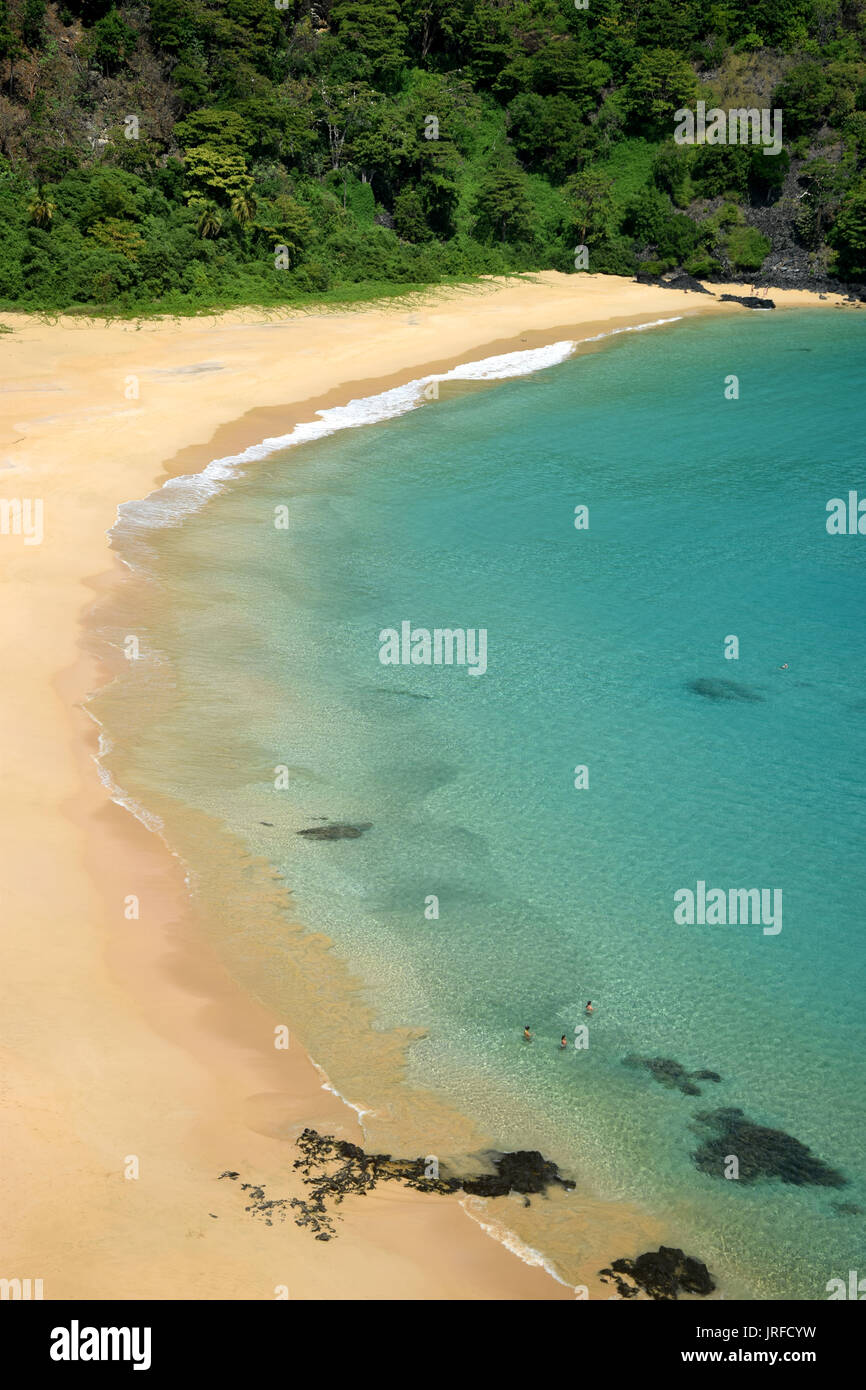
top-left (0, 271), bottom-right (856, 1301)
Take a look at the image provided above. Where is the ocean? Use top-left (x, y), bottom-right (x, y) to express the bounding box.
top-left (93, 307), bottom-right (866, 1299)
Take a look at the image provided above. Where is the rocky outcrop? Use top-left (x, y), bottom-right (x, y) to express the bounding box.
top-left (461, 1150), bottom-right (576, 1199)
top-left (634, 271), bottom-right (713, 294)
top-left (600, 1246), bottom-right (716, 1300)
top-left (220, 1130), bottom-right (575, 1240)
top-left (718, 292), bottom-right (775, 309)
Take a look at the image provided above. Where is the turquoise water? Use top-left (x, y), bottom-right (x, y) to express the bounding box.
top-left (109, 309), bottom-right (866, 1298)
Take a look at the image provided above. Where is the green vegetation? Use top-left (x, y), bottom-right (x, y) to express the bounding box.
top-left (0, 0), bottom-right (864, 314)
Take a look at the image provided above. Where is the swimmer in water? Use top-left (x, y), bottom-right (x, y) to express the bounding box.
top-left (779, 663), bottom-right (789, 670)
top-left (585, 1001), bottom-right (593, 1014)
top-left (560, 1034), bottom-right (568, 1048)
top-left (523, 1024), bottom-right (532, 1041)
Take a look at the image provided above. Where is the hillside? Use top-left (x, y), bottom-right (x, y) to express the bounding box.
top-left (1, 0), bottom-right (865, 313)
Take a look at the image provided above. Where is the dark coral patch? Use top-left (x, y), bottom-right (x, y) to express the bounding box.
top-left (297, 822), bottom-right (372, 840)
top-left (691, 1107), bottom-right (847, 1187)
top-left (687, 677), bottom-right (765, 702)
top-left (623, 1055), bottom-right (722, 1096)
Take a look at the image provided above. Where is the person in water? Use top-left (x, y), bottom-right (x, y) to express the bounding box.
top-left (585, 1001), bottom-right (593, 1014)
top-left (560, 1034), bottom-right (568, 1049)
top-left (523, 1024), bottom-right (532, 1041)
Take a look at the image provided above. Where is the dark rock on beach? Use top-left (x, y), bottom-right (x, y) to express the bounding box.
top-left (691, 1108), bottom-right (847, 1187)
top-left (634, 271), bottom-right (713, 294)
top-left (623, 1055), bottom-right (722, 1096)
top-left (600, 1246), bottom-right (716, 1301)
top-left (220, 1129), bottom-right (574, 1240)
top-left (297, 822), bottom-right (373, 840)
top-left (687, 677), bottom-right (765, 703)
top-left (461, 1150), bottom-right (576, 1198)
top-left (718, 293), bottom-right (775, 309)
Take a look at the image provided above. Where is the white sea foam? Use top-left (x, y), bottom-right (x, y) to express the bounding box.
top-left (84, 703), bottom-right (165, 834)
top-left (578, 314), bottom-right (682, 343)
top-left (111, 322), bottom-right (682, 543)
top-left (312, 1060), bottom-right (376, 1138)
top-left (459, 1196), bottom-right (576, 1291)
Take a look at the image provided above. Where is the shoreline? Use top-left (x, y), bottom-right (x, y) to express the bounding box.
top-left (1, 272), bottom-right (856, 1299)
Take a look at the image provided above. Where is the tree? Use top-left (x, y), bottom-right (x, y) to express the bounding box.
top-left (472, 164), bottom-right (535, 245)
top-left (21, 0), bottom-right (46, 50)
top-left (184, 144), bottom-right (254, 208)
top-left (624, 186), bottom-right (673, 243)
top-left (652, 142), bottom-right (692, 206)
top-left (85, 7), bottom-right (138, 75)
top-left (330, 0), bottom-right (408, 88)
top-left (254, 193), bottom-right (313, 267)
top-left (0, 2), bottom-right (22, 88)
top-left (404, 0), bottom-right (465, 65)
top-left (196, 202), bottom-right (223, 238)
top-left (175, 109), bottom-right (254, 156)
top-left (725, 224), bottom-right (771, 271)
top-left (624, 49), bottom-right (699, 132)
top-left (230, 191), bottom-right (256, 226)
top-left (508, 94), bottom-right (589, 182)
top-left (27, 186), bottom-right (54, 226)
top-left (829, 177), bottom-right (866, 278)
top-left (773, 63), bottom-right (832, 137)
top-left (78, 170), bottom-right (148, 230)
top-left (87, 216), bottom-right (146, 260)
top-left (393, 184), bottom-right (431, 242)
top-left (314, 80), bottom-right (378, 173)
top-left (564, 170), bottom-right (616, 243)
top-left (692, 144), bottom-right (751, 200)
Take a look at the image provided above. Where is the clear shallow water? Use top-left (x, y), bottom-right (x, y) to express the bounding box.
top-left (101, 309), bottom-right (866, 1298)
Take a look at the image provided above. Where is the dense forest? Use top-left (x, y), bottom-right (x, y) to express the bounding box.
top-left (1, 0), bottom-right (866, 313)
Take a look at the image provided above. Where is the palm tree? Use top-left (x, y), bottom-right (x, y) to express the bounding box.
top-left (196, 202), bottom-right (223, 239)
top-left (28, 187), bottom-right (55, 228)
top-left (230, 192), bottom-right (256, 227)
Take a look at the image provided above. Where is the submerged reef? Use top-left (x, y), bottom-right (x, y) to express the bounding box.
top-left (691, 1108), bottom-right (847, 1187)
top-left (623, 1055), bottom-right (722, 1096)
top-left (296, 822), bottom-right (373, 840)
top-left (220, 1129), bottom-right (575, 1240)
top-left (600, 1246), bottom-right (716, 1300)
top-left (687, 677), bottom-right (765, 702)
